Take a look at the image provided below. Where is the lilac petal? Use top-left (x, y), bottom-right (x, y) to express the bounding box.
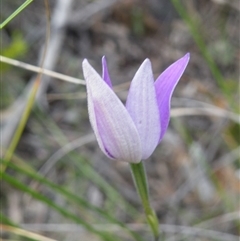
top-left (102, 56), bottom-right (112, 88)
top-left (155, 53), bottom-right (190, 142)
top-left (126, 59), bottom-right (161, 160)
top-left (83, 59), bottom-right (142, 163)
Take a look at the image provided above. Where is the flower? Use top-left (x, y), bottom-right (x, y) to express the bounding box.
top-left (82, 54), bottom-right (190, 163)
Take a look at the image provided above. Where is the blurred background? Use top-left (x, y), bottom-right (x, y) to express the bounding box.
top-left (1, 0), bottom-right (239, 240)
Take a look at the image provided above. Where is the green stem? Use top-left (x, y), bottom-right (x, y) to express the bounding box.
top-left (0, 0), bottom-right (34, 29)
top-left (130, 161), bottom-right (160, 241)
top-left (2, 81), bottom-right (38, 172)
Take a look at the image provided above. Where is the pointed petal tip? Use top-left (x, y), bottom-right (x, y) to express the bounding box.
top-left (82, 58), bottom-right (89, 67)
top-left (183, 52), bottom-right (190, 61)
top-left (174, 52), bottom-right (190, 69)
top-left (154, 52), bottom-right (190, 142)
top-left (102, 56), bottom-right (106, 64)
top-left (140, 58), bottom-right (152, 71)
top-left (101, 55), bottom-right (112, 88)
top-left (102, 56), bottom-right (107, 67)
top-left (143, 58), bottom-right (151, 65)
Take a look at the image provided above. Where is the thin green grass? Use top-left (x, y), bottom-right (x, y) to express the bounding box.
top-left (2, 80), bottom-right (39, 172)
top-left (170, 0), bottom-right (232, 100)
top-left (1, 165), bottom-right (120, 241)
top-left (2, 158), bottom-right (145, 241)
top-left (0, 212), bottom-right (19, 227)
top-left (0, 0), bottom-right (34, 29)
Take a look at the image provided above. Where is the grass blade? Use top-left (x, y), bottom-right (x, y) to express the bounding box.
top-left (170, 0), bottom-right (228, 96)
top-left (4, 158), bottom-right (144, 241)
top-left (0, 0), bottom-right (34, 29)
top-left (1, 169), bottom-right (120, 241)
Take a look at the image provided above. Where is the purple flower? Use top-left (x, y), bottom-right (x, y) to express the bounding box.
top-left (82, 54), bottom-right (190, 163)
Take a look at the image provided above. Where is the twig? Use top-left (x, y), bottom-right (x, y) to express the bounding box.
top-left (196, 211), bottom-right (240, 228)
top-left (210, 0), bottom-right (240, 11)
top-left (38, 134), bottom-right (95, 176)
top-left (171, 107), bottom-right (240, 124)
top-left (0, 55), bottom-right (85, 85)
top-left (1, 224), bottom-right (57, 241)
top-left (20, 223), bottom-right (239, 241)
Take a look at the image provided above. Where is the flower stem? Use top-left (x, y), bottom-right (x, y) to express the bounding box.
top-left (130, 161), bottom-right (160, 240)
